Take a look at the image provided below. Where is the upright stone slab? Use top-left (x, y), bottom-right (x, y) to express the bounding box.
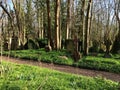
top-left (11, 36), bottom-right (18, 50)
top-left (3, 42), bottom-right (8, 51)
top-left (65, 39), bottom-right (74, 52)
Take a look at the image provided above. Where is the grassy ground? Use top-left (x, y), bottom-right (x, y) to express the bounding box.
top-left (0, 61), bottom-right (119, 90)
top-left (2, 49), bottom-right (120, 73)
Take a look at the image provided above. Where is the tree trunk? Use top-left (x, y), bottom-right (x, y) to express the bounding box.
top-left (82, 0), bottom-right (86, 52)
top-left (46, 0), bottom-right (52, 51)
top-left (70, 0), bottom-right (74, 39)
top-left (41, 12), bottom-right (44, 39)
top-left (46, 0), bottom-right (51, 45)
top-left (55, 0), bottom-right (61, 50)
top-left (66, 0), bottom-right (70, 39)
top-left (84, 0), bottom-right (92, 56)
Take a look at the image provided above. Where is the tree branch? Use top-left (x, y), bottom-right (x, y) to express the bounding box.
top-left (0, 1), bottom-right (12, 20)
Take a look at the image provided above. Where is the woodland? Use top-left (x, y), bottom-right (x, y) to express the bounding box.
top-left (0, 0), bottom-right (120, 90)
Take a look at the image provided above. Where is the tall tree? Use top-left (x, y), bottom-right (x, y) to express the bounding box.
top-left (46, 0), bottom-right (52, 51)
top-left (66, 0), bottom-right (70, 39)
top-left (84, 0), bottom-right (93, 55)
top-left (55, 0), bottom-right (61, 50)
top-left (34, 0), bottom-right (45, 39)
top-left (81, 0), bottom-right (86, 52)
top-left (12, 0), bottom-right (26, 48)
top-left (25, 0), bottom-right (34, 39)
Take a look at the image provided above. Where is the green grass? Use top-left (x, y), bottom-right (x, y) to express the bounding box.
top-left (0, 61), bottom-right (119, 90)
top-left (75, 56), bottom-right (120, 73)
top-left (2, 49), bottom-right (120, 73)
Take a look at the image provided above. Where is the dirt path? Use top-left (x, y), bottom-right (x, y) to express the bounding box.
top-left (1, 56), bottom-right (120, 82)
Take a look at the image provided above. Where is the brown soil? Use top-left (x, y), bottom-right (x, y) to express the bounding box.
top-left (1, 56), bottom-right (120, 82)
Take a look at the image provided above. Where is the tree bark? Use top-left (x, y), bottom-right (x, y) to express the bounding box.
top-left (84, 0), bottom-right (92, 56)
top-left (66, 0), bottom-right (70, 39)
top-left (46, 0), bottom-right (52, 46)
top-left (46, 0), bottom-right (52, 51)
top-left (82, 0), bottom-right (86, 52)
top-left (55, 0), bottom-right (61, 50)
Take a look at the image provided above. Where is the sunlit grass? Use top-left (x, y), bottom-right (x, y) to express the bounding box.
top-left (0, 61), bottom-right (119, 90)
top-left (2, 49), bottom-right (120, 73)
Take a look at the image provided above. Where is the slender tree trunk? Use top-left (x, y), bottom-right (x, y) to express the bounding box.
top-left (66, 0), bottom-right (70, 39)
top-left (0, 18), bottom-right (3, 64)
top-left (46, 0), bottom-right (52, 51)
top-left (59, 2), bottom-right (62, 49)
top-left (82, 0), bottom-right (85, 52)
top-left (84, 0), bottom-right (92, 55)
top-left (39, 12), bottom-right (44, 39)
top-left (12, 0), bottom-right (21, 48)
top-left (55, 0), bottom-right (61, 50)
top-left (71, 0), bottom-right (75, 39)
top-left (42, 12), bottom-right (44, 39)
top-left (37, 13), bottom-right (40, 38)
top-left (46, 0), bottom-right (51, 46)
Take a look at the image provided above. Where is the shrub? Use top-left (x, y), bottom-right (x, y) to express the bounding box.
top-left (36, 38), bottom-right (48, 48)
top-left (53, 57), bottom-right (73, 65)
top-left (39, 55), bottom-right (53, 63)
top-left (24, 39), bottom-right (39, 49)
top-left (76, 57), bottom-right (120, 73)
top-left (89, 40), bottom-right (100, 53)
